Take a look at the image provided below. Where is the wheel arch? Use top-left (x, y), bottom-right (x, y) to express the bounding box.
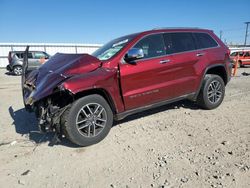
top-left (74, 88), bottom-right (117, 114)
top-left (205, 65), bottom-right (228, 85)
top-left (194, 64), bottom-right (228, 100)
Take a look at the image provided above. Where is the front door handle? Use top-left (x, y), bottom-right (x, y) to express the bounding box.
top-left (196, 52), bottom-right (205, 57)
top-left (159, 59), bottom-right (170, 64)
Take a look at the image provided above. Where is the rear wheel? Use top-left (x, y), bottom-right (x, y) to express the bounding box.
top-left (239, 61), bottom-right (244, 68)
top-left (62, 94), bottom-right (113, 146)
top-left (197, 74), bottom-right (225, 110)
top-left (13, 65), bottom-right (23, 75)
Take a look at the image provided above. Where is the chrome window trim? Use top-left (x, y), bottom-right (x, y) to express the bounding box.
top-left (122, 31), bottom-right (220, 64)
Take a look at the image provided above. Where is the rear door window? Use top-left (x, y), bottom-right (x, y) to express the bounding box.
top-left (244, 52), bottom-right (250, 57)
top-left (239, 52), bottom-right (244, 57)
top-left (33, 52), bottom-right (46, 59)
top-left (163, 32), bottom-right (196, 54)
top-left (194, 33), bottom-right (218, 49)
top-left (20, 52), bottom-right (33, 59)
top-left (133, 34), bottom-right (166, 59)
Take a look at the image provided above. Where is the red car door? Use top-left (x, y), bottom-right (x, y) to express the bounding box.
top-left (119, 32), bottom-right (201, 110)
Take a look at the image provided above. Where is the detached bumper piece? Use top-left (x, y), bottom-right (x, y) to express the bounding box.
top-left (36, 99), bottom-right (69, 134)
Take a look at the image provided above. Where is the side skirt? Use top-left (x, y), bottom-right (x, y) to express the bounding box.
top-left (114, 92), bottom-right (196, 121)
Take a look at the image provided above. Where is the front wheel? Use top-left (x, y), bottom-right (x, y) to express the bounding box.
top-left (197, 74), bottom-right (225, 110)
top-left (13, 65), bottom-right (23, 75)
top-left (62, 94), bottom-right (113, 146)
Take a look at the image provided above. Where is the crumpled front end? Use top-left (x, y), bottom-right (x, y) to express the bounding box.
top-left (22, 53), bottom-right (102, 133)
top-left (23, 70), bottom-right (73, 132)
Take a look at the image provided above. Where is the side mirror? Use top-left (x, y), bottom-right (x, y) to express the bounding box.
top-left (124, 48), bottom-right (144, 62)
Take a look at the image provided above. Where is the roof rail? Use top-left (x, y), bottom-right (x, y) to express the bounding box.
top-left (152, 27), bottom-right (201, 30)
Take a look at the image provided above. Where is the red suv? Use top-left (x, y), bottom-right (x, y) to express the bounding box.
top-left (230, 50), bottom-right (250, 67)
top-left (22, 28), bottom-right (231, 146)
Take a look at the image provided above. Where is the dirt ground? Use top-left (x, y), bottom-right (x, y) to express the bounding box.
top-left (0, 68), bottom-right (249, 188)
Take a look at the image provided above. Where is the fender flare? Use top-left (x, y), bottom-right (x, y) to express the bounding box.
top-left (193, 64), bottom-right (228, 100)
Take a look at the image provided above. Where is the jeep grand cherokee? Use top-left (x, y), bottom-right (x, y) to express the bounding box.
top-left (22, 28), bottom-right (232, 146)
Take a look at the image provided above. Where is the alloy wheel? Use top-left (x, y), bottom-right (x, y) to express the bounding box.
top-left (75, 103), bottom-right (107, 138)
top-left (207, 80), bottom-right (222, 104)
top-left (14, 66), bottom-right (22, 75)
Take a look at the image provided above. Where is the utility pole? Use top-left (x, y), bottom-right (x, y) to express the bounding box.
top-left (219, 30), bottom-right (223, 40)
top-left (244, 22), bottom-right (250, 46)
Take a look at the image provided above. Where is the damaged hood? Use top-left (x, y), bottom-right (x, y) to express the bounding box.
top-left (37, 53), bottom-right (101, 79)
top-left (23, 53), bottom-right (102, 104)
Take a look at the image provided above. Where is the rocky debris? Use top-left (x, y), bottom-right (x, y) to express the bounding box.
top-left (156, 120), bottom-right (164, 125)
top-left (0, 141), bottom-right (12, 146)
top-left (162, 179), bottom-right (170, 186)
top-left (18, 179), bottom-right (25, 185)
top-left (153, 172), bottom-right (161, 180)
top-left (221, 141), bottom-right (228, 145)
top-left (242, 72), bottom-right (250, 76)
top-left (180, 176), bottom-right (188, 183)
top-left (155, 155), bottom-right (168, 168)
top-left (235, 163), bottom-right (250, 171)
top-left (10, 141), bottom-right (17, 146)
top-left (21, 170), bottom-right (31, 176)
top-left (213, 175), bottom-right (219, 179)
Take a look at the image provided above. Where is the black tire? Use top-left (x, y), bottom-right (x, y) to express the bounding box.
top-left (61, 94), bottom-right (113, 146)
top-left (197, 74), bottom-right (225, 110)
top-left (13, 65), bottom-right (23, 76)
top-left (239, 61), bottom-right (244, 68)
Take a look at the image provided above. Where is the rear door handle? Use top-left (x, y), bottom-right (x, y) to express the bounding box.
top-left (159, 59), bottom-right (170, 64)
top-left (196, 52), bottom-right (205, 57)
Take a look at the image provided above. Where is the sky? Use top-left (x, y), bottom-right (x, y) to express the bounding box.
top-left (0, 0), bottom-right (249, 45)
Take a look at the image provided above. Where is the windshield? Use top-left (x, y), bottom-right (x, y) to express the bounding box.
top-left (92, 34), bottom-right (137, 61)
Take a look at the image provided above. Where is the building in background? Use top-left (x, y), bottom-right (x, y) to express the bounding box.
top-left (1, 43), bottom-right (250, 68)
top-left (0, 43), bottom-right (102, 68)
top-left (227, 45), bottom-right (250, 53)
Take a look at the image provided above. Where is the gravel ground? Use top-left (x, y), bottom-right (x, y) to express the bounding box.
top-left (0, 68), bottom-right (249, 188)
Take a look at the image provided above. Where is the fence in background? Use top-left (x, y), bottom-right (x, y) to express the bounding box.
top-left (228, 46), bottom-right (250, 53)
top-left (1, 43), bottom-right (250, 68)
top-left (0, 43), bottom-right (102, 68)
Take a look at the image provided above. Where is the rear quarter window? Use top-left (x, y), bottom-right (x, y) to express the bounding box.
top-left (194, 33), bottom-right (218, 49)
top-left (33, 52), bottom-right (46, 59)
